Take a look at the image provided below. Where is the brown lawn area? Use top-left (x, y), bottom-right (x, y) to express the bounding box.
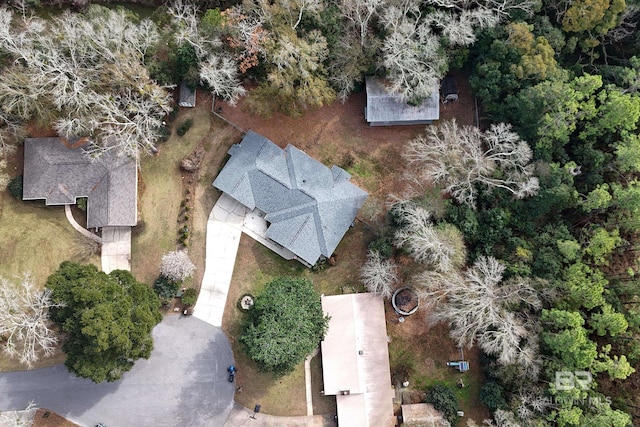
top-left (386, 300), bottom-right (491, 424)
top-left (32, 409), bottom-right (80, 427)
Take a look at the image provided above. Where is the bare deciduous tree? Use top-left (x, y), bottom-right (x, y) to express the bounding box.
top-left (168, 0), bottom-right (246, 105)
top-left (476, 409), bottom-right (523, 427)
top-left (0, 117), bottom-right (25, 156)
top-left (327, 35), bottom-right (375, 102)
top-left (0, 158), bottom-right (10, 191)
top-left (416, 256), bottom-right (542, 378)
top-left (339, 0), bottom-right (383, 46)
top-left (160, 251), bottom-right (197, 282)
top-left (514, 387), bottom-right (552, 421)
top-left (0, 274), bottom-right (61, 368)
top-left (0, 6), bottom-right (173, 159)
top-left (0, 400), bottom-right (37, 427)
top-left (403, 119), bottom-right (539, 208)
top-left (360, 251), bottom-right (398, 299)
top-left (380, 3), bottom-right (447, 103)
top-left (393, 202), bottom-right (467, 272)
top-left (199, 54), bottom-right (247, 106)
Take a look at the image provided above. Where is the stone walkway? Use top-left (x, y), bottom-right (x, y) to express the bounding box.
top-left (101, 226), bottom-right (132, 273)
top-left (63, 204), bottom-right (102, 243)
top-left (63, 204), bottom-right (131, 273)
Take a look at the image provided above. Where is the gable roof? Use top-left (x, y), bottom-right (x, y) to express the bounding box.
top-left (321, 293), bottom-right (396, 427)
top-left (23, 138), bottom-right (137, 228)
top-left (213, 131), bottom-right (368, 265)
top-left (401, 403), bottom-right (447, 427)
top-left (365, 76), bottom-right (439, 125)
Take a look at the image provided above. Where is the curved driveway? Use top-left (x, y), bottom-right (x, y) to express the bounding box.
top-left (0, 315), bottom-right (235, 427)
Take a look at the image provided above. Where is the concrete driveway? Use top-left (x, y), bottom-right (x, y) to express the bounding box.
top-left (194, 194), bottom-right (297, 327)
top-left (193, 195), bottom-right (244, 327)
top-left (0, 315), bottom-right (235, 427)
top-left (101, 226), bottom-right (132, 273)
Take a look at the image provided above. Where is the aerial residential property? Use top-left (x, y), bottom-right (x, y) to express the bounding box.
top-left (0, 1), bottom-right (639, 427)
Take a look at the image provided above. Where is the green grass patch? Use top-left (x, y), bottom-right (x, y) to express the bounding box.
top-left (132, 107), bottom-right (212, 284)
top-left (347, 158), bottom-right (376, 179)
top-left (0, 195), bottom-right (99, 283)
top-left (0, 193), bottom-right (99, 372)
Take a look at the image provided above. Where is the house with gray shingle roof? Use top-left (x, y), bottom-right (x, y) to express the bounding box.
top-left (23, 138), bottom-right (137, 229)
top-left (213, 131), bottom-right (368, 267)
top-left (365, 76), bottom-right (439, 126)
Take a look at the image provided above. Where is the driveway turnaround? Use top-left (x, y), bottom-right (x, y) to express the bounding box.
top-left (0, 315), bottom-right (235, 427)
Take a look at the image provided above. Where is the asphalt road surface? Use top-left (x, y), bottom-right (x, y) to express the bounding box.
top-left (0, 315), bottom-right (235, 427)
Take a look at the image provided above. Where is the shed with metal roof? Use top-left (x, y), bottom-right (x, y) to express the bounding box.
top-left (365, 76), bottom-right (439, 126)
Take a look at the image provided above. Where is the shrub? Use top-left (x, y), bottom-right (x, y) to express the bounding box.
top-left (368, 235), bottom-right (394, 259)
top-left (240, 277), bottom-right (329, 376)
top-left (480, 381), bottom-right (507, 412)
top-left (8, 175), bottom-right (23, 200)
top-left (387, 204), bottom-right (409, 229)
top-left (426, 384), bottom-right (459, 425)
top-left (311, 257), bottom-right (327, 272)
top-left (132, 220), bottom-right (146, 237)
top-left (181, 288), bottom-right (198, 306)
top-left (154, 275), bottom-right (180, 305)
top-left (77, 197), bottom-right (88, 212)
top-left (176, 119), bottom-right (193, 137)
top-left (160, 251), bottom-right (196, 282)
top-left (157, 126), bottom-right (171, 142)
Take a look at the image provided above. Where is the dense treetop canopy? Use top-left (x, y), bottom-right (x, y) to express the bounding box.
top-left (47, 262), bottom-right (162, 383)
top-left (240, 277), bottom-right (328, 376)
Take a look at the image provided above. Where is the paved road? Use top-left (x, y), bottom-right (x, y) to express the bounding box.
top-left (0, 315), bottom-right (235, 427)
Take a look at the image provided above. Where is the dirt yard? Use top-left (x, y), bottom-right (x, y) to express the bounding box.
top-left (32, 409), bottom-right (79, 427)
top-left (386, 300), bottom-right (491, 424)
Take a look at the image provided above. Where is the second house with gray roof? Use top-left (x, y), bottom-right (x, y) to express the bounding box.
top-left (213, 131), bottom-right (368, 267)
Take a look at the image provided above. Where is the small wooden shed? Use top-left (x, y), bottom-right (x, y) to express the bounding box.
top-left (441, 76), bottom-right (458, 103)
top-left (179, 82), bottom-right (196, 107)
top-left (401, 403), bottom-right (447, 427)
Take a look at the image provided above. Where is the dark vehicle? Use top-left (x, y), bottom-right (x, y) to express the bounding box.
top-left (227, 365), bottom-right (236, 382)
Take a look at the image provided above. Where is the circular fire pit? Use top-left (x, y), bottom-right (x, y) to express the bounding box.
top-left (238, 294), bottom-right (255, 311)
top-left (392, 287), bottom-right (419, 316)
